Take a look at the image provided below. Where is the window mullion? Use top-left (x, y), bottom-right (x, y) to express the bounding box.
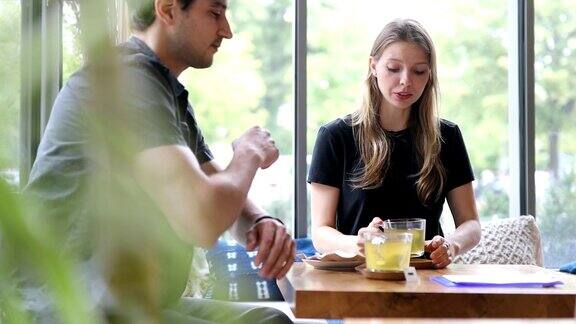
top-left (508, 0), bottom-right (535, 217)
top-left (41, 0), bottom-right (63, 133)
top-left (20, 0), bottom-right (42, 187)
top-left (294, 0), bottom-right (307, 238)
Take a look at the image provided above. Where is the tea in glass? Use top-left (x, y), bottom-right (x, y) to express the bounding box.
top-left (382, 218), bottom-right (426, 257)
top-left (363, 231), bottom-right (413, 272)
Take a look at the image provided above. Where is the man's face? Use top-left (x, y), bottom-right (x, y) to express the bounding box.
top-left (170, 0), bottom-right (232, 69)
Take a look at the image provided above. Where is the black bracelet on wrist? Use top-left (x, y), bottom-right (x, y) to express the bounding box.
top-left (254, 215), bottom-right (284, 225)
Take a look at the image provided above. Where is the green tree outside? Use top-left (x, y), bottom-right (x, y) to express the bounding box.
top-left (0, 1), bottom-right (21, 179)
top-left (534, 0), bottom-right (576, 268)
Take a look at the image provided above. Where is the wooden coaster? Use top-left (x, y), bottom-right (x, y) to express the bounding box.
top-left (355, 264), bottom-right (406, 281)
top-left (410, 258), bottom-right (435, 269)
top-left (303, 259), bottom-right (364, 271)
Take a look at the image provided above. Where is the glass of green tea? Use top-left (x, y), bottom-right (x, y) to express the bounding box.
top-left (382, 218), bottom-right (426, 257)
top-left (363, 231), bottom-right (413, 272)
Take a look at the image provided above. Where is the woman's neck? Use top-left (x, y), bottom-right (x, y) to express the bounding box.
top-left (378, 104), bottom-right (411, 132)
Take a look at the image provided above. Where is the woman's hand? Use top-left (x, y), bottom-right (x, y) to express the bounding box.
top-left (425, 235), bottom-right (457, 268)
top-left (356, 217), bottom-right (385, 255)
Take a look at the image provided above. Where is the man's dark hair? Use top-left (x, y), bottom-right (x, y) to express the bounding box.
top-left (127, 0), bottom-right (196, 31)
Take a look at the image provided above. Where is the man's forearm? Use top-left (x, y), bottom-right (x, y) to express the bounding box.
top-left (135, 145), bottom-right (265, 248)
top-left (200, 157), bottom-right (272, 246)
top-left (201, 150), bottom-right (263, 239)
top-left (229, 198), bottom-right (268, 245)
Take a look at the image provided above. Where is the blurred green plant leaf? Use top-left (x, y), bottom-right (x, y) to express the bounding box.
top-left (0, 179), bottom-right (101, 324)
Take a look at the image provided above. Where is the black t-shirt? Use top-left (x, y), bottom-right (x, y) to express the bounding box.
top-left (307, 116), bottom-right (474, 240)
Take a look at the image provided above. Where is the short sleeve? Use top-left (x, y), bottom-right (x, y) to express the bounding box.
top-left (184, 104), bottom-right (213, 164)
top-left (444, 124), bottom-right (475, 192)
top-left (121, 63), bottom-right (187, 150)
top-left (307, 125), bottom-right (344, 188)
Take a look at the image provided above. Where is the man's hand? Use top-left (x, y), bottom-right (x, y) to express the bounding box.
top-left (245, 218), bottom-right (295, 279)
top-left (232, 126), bottom-right (279, 169)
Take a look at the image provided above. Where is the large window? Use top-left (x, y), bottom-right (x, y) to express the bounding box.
top-left (181, 0), bottom-right (295, 231)
top-left (307, 0), bottom-right (510, 234)
top-left (12, 0), bottom-right (575, 268)
top-left (0, 0), bottom-right (21, 188)
top-left (534, 0), bottom-right (576, 268)
top-left (63, 0), bottom-right (83, 83)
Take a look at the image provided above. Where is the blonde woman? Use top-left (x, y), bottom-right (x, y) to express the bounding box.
top-left (308, 19), bottom-right (481, 268)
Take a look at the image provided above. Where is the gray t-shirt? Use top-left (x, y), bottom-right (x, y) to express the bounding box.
top-left (25, 36), bottom-right (213, 241)
top-left (23, 37), bottom-right (211, 314)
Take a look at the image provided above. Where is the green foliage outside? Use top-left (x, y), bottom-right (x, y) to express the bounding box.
top-left (437, 1), bottom-right (509, 173)
top-left (534, 0), bottom-right (576, 268)
top-left (537, 170), bottom-right (576, 267)
top-left (62, 1), bottom-right (83, 83)
top-left (0, 1), bottom-right (20, 174)
top-left (183, 0), bottom-right (294, 155)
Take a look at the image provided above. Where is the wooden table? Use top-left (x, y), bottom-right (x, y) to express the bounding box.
top-left (277, 263), bottom-right (576, 319)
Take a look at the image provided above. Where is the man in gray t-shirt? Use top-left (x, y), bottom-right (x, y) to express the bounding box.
top-left (25, 0), bottom-right (294, 322)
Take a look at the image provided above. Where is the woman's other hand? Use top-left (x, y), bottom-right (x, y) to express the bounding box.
top-left (356, 217), bottom-right (385, 255)
top-left (425, 235), bottom-right (457, 268)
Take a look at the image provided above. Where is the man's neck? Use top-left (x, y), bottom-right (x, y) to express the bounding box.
top-left (132, 30), bottom-right (187, 77)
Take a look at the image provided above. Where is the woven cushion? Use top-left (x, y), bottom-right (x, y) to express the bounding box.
top-left (453, 215), bottom-right (543, 266)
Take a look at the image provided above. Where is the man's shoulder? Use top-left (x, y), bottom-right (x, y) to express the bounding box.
top-left (117, 38), bottom-right (174, 87)
top-left (110, 56), bottom-right (180, 110)
top-left (120, 54), bottom-right (172, 88)
top-left (63, 54), bottom-right (169, 91)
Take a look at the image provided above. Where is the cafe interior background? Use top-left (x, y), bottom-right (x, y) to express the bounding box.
top-left (0, 0), bottom-right (575, 320)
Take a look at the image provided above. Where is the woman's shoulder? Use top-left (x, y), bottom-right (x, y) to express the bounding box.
top-left (439, 118), bottom-right (462, 138)
top-left (319, 115), bottom-right (354, 135)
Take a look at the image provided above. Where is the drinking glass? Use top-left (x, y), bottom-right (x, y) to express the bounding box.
top-left (382, 218), bottom-right (426, 257)
top-left (363, 231), bottom-right (413, 272)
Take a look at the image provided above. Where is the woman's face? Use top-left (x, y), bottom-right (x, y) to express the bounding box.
top-left (370, 41), bottom-right (431, 112)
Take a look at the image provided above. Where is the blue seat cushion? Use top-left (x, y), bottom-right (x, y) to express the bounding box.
top-left (295, 237), bottom-right (317, 261)
top-left (559, 261), bottom-right (576, 274)
top-left (205, 239), bottom-right (283, 301)
top-left (205, 238), bottom-right (316, 301)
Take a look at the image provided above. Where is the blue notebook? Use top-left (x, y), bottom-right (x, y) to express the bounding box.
top-left (431, 274), bottom-right (563, 288)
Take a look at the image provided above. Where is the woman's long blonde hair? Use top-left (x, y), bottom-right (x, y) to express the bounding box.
top-left (350, 19), bottom-right (445, 205)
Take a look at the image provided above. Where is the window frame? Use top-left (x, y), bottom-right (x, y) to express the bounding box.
top-left (20, 0), bottom-right (62, 186)
top-left (294, 0), bottom-right (308, 238)
top-left (508, 0), bottom-right (536, 218)
top-left (20, 0), bottom-right (538, 237)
